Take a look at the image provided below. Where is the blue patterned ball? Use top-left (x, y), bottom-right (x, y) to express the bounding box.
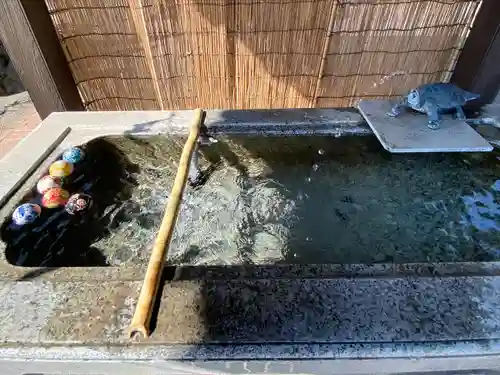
top-left (62, 147), bottom-right (85, 164)
top-left (12, 203), bottom-right (42, 226)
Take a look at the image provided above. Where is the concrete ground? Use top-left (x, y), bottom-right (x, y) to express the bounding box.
top-left (0, 92), bottom-right (40, 159)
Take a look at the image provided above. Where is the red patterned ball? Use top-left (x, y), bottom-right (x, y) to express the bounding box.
top-left (42, 187), bottom-right (70, 208)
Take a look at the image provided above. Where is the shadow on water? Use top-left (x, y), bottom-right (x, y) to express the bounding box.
top-left (1, 138), bottom-right (139, 270)
top-left (145, 128), bottom-right (497, 343)
top-left (194, 130), bottom-right (500, 265)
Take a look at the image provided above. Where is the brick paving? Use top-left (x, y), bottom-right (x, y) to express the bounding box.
top-left (0, 92), bottom-right (40, 159)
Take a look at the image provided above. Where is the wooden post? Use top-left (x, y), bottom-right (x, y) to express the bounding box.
top-left (0, 0), bottom-right (83, 119)
top-left (451, 0), bottom-right (500, 106)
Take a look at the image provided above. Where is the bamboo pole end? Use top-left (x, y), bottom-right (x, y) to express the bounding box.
top-left (128, 324), bottom-right (149, 340)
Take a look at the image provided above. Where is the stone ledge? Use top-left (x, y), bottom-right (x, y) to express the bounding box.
top-left (0, 276), bottom-right (499, 349)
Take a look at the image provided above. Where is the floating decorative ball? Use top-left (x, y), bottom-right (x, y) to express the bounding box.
top-left (42, 187), bottom-right (70, 208)
top-left (62, 147), bottom-right (85, 164)
top-left (12, 203), bottom-right (41, 225)
top-left (36, 175), bottom-right (61, 194)
top-left (49, 160), bottom-right (73, 178)
top-left (65, 193), bottom-right (93, 215)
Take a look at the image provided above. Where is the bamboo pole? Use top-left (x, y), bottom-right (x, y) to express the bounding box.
top-left (128, 109), bottom-right (205, 339)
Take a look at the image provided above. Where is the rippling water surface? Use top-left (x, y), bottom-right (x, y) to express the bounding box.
top-left (2, 135), bottom-right (500, 266)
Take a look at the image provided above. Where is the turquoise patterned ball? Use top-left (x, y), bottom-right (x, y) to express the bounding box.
top-left (12, 203), bottom-right (42, 226)
top-left (62, 147), bottom-right (85, 164)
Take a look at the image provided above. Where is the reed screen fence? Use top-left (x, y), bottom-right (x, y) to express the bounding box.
top-left (45, 0), bottom-right (482, 111)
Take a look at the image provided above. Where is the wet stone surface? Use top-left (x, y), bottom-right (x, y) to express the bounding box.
top-left (7, 276), bottom-right (499, 345)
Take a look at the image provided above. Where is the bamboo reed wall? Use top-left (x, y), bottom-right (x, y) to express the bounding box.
top-left (45, 0), bottom-right (482, 111)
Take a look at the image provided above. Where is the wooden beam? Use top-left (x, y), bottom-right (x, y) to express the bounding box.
top-left (0, 0), bottom-right (83, 119)
top-left (312, 1), bottom-right (338, 108)
top-left (451, 0), bottom-right (500, 106)
top-left (128, 0), bottom-right (164, 110)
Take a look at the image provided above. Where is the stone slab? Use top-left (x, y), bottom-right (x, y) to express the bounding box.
top-left (357, 99), bottom-right (493, 153)
top-left (1, 277), bottom-right (500, 346)
top-left (0, 92), bottom-right (30, 113)
top-left (204, 108), bottom-right (369, 135)
top-left (2, 351), bottom-right (500, 375)
top-left (2, 276), bottom-right (500, 366)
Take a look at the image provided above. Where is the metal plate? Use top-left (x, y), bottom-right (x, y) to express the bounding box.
top-left (357, 99), bottom-right (493, 153)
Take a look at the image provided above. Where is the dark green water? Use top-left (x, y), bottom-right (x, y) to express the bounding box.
top-left (3, 134), bottom-right (500, 267)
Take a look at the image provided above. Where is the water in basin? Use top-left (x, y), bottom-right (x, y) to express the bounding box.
top-left (2, 134), bottom-right (499, 267)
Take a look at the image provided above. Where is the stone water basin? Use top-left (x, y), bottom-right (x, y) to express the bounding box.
top-left (1, 111), bottom-right (499, 270)
top-left (1, 109), bottom-right (500, 367)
